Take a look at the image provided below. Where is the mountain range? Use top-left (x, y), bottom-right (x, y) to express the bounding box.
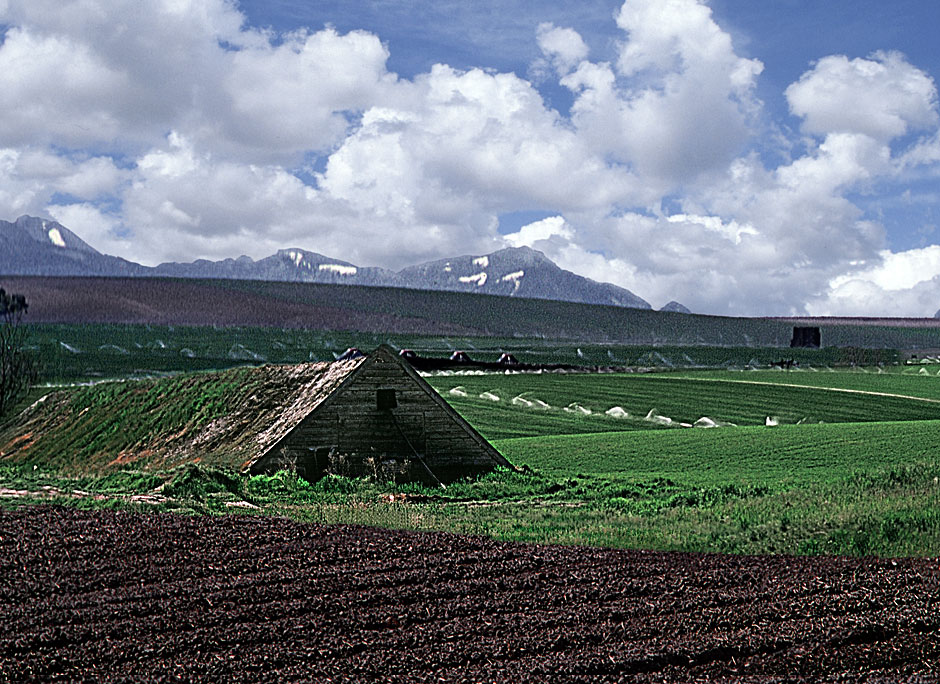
top-left (1, 215), bottom-right (676, 311)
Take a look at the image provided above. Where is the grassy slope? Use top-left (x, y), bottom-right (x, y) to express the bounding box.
top-left (1, 366), bottom-right (285, 473)
top-left (15, 275), bottom-right (940, 348)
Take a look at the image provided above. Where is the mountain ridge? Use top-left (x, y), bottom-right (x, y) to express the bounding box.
top-left (1, 215), bottom-right (656, 310)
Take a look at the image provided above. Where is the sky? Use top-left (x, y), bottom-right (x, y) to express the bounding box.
top-left (2, 0), bottom-right (940, 317)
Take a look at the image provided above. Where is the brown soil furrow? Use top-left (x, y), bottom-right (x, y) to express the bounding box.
top-left (0, 506), bottom-right (937, 682)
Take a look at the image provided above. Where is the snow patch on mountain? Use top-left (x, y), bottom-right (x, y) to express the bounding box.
top-left (319, 263), bottom-right (357, 276)
top-left (472, 255), bottom-right (489, 268)
top-left (501, 270), bottom-right (524, 293)
top-left (47, 227), bottom-right (66, 247)
top-left (287, 250), bottom-right (305, 268)
top-left (459, 272), bottom-right (487, 286)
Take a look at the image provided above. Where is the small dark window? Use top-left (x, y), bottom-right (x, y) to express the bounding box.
top-left (376, 388), bottom-right (397, 410)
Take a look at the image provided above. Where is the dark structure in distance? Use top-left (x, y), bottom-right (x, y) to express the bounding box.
top-left (791, 326), bottom-right (821, 348)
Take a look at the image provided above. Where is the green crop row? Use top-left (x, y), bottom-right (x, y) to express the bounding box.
top-left (666, 367), bottom-right (940, 400)
top-left (495, 420), bottom-right (940, 489)
top-left (428, 371), bottom-right (940, 438)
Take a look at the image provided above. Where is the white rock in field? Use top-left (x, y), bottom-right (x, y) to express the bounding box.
top-left (448, 386), bottom-right (468, 397)
top-left (765, 416), bottom-right (779, 426)
top-left (565, 403), bottom-right (592, 415)
top-left (606, 406), bottom-right (629, 418)
top-left (479, 391), bottom-right (500, 402)
top-left (693, 416), bottom-right (718, 428)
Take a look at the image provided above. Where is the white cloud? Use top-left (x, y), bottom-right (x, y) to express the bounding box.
top-left (0, 146), bottom-right (124, 218)
top-left (319, 64), bottom-right (640, 251)
top-left (786, 52), bottom-right (938, 141)
top-left (666, 213), bottom-right (758, 245)
top-left (1, 0), bottom-right (940, 317)
top-left (223, 27), bottom-right (397, 158)
top-left (503, 215), bottom-right (573, 248)
top-left (0, 1), bottom-right (397, 163)
top-left (808, 246), bottom-right (940, 316)
top-left (0, 27), bottom-right (128, 148)
top-left (536, 22), bottom-right (589, 75)
top-left (560, 0), bottom-right (764, 190)
top-left (830, 246), bottom-right (940, 291)
top-left (120, 132), bottom-right (321, 263)
top-left (0, 148), bottom-right (42, 217)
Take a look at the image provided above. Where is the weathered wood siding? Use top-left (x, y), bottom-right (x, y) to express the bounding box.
top-left (253, 350), bottom-right (508, 484)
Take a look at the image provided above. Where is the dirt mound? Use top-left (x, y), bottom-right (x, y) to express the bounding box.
top-left (1, 506), bottom-right (937, 682)
top-left (0, 359), bottom-right (364, 473)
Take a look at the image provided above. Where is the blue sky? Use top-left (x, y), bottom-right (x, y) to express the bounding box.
top-left (2, 0), bottom-right (940, 316)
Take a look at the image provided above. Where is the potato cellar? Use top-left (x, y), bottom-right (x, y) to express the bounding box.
top-left (0, 345), bottom-right (511, 486)
top-left (249, 345), bottom-right (511, 484)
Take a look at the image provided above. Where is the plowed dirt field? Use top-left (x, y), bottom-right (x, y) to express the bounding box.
top-left (1, 506), bottom-right (938, 682)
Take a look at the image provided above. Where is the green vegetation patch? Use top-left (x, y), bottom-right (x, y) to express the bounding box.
top-left (6, 345), bottom-right (940, 558)
top-left (3, 451), bottom-right (938, 558)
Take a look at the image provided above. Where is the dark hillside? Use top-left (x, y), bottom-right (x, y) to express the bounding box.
top-left (3, 275), bottom-right (939, 348)
top-left (0, 276), bottom-right (477, 335)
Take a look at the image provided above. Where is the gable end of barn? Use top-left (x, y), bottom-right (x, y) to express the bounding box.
top-left (250, 345), bottom-right (510, 484)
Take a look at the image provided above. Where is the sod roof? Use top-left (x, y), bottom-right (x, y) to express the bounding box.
top-left (0, 358), bottom-right (365, 473)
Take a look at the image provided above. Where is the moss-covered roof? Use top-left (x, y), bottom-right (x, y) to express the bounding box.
top-left (0, 358), bottom-right (364, 473)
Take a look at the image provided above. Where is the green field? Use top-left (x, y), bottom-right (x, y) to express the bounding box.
top-left (4, 324), bottom-right (940, 558)
top-left (427, 371), bottom-right (940, 438)
top-left (497, 421), bottom-right (940, 487)
top-left (668, 367), bottom-right (940, 400)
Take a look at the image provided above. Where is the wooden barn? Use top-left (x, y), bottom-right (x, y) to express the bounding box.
top-left (250, 345), bottom-right (511, 484)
